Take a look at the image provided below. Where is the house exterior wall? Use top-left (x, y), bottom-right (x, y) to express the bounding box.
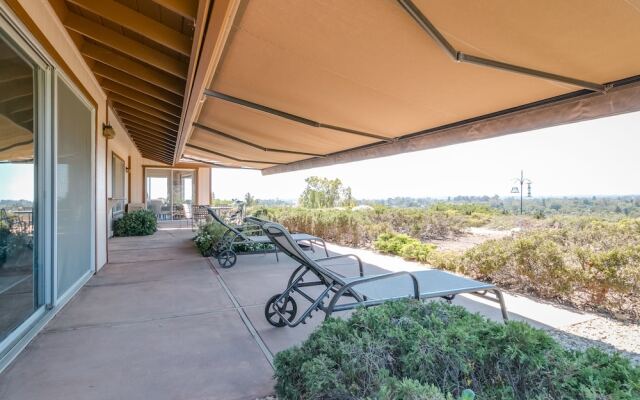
top-left (5, 0), bottom-right (212, 269)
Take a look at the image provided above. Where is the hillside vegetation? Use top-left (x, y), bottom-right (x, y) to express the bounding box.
top-left (250, 204), bottom-right (640, 322)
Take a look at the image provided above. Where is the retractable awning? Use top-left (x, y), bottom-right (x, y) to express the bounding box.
top-left (179, 0), bottom-right (640, 173)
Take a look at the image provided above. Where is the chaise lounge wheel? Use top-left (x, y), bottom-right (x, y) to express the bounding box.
top-left (217, 249), bottom-right (237, 268)
top-left (265, 294), bottom-right (297, 327)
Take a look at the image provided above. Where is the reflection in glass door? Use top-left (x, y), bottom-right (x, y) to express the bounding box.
top-left (0, 32), bottom-right (42, 342)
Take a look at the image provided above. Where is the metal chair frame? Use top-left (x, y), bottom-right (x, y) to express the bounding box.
top-left (207, 209), bottom-right (328, 268)
top-left (261, 222), bottom-right (508, 328)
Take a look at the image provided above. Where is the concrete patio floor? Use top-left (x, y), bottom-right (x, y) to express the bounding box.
top-left (0, 223), bottom-right (603, 400)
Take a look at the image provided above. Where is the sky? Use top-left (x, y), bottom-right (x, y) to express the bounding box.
top-left (210, 111), bottom-right (640, 201)
top-left (2, 111), bottom-right (639, 202)
top-left (0, 164), bottom-right (33, 201)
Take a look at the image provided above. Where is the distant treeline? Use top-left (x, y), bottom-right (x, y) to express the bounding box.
top-left (360, 195), bottom-right (640, 216)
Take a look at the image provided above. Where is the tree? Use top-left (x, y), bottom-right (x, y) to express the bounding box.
top-left (244, 192), bottom-right (255, 207)
top-left (298, 176), bottom-right (355, 208)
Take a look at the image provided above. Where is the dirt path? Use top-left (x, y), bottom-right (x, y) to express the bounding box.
top-left (428, 227), bottom-right (513, 252)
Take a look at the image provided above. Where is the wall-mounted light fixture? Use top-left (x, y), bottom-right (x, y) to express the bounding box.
top-left (102, 123), bottom-right (116, 140)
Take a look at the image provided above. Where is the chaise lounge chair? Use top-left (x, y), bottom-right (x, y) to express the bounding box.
top-left (261, 222), bottom-right (509, 328)
top-left (207, 209), bottom-right (329, 268)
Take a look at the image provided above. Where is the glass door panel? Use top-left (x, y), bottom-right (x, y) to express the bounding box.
top-left (56, 76), bottom-right (93, 297)
top-left (0, 33), bottom-right (41, 341)
top-left (172, 170), bottom-right (195, 219)
top-left (146, 168), bottom-right (171, 220)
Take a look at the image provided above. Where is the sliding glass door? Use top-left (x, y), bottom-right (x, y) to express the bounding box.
top-left (55, 76), bottom-right (94, 298)
top-left (145, 168), bottom-right (196, 220)
top-left (0, 26), bottom-right (44, 345)
top-left (0, 5), bottom-right (95, 368)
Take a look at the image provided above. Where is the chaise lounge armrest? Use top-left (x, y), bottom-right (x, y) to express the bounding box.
top-left (315, 254), bottom-right (364, 277)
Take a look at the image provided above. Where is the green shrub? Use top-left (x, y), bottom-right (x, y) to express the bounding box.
top-left (274, 301), bottom-right (640, 400)
top-left (374, 232), bottom-right (436, 262)
top-left (448, 220), bottom-right (640, 321)
top-left (0, 223), bottom-right (10, 264)
top-left (249, 205), bottom-right (493, 247)
top-left (194, 221), bottom-right (227, 256)
top-left (113, 210), bottom-right (157, 237)
top-left (377, 378), bottom-right (452, 400)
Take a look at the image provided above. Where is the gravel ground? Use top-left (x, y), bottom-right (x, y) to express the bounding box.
top-left (545, 316), bottom-right (640, 364)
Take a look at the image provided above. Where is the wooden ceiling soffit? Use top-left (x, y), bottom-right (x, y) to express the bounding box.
top-left (92, 63), bottom-right (183, 107)
top-left (128, 133), bottom-right (175, 151)
top-left (113, 103), bottom-right (180, 129)
top-left (108, 93), bottom-right (180, 124)
top-left (130, 146), bottom-right (174, 160)
top-left (129, 138), bottom-right (173, 154)
top-left (149, 0), bottom-right (197, 21)
top-left (120, 126), bottom-right (177, 147)
top-left (120, 119), bottom-right (178, 141)
top-left (130, 139), bottom-right (173, 155)
top-left (82, 43), bottom-right (184, 95)
top-left (102, 80), bottom-right (182, 117)
top-left (66, 0), bottom-right (192, 56)
top-left (118, 111), bottom-right (178, 134)
top-left (64, 13), bottom-right (187, 78)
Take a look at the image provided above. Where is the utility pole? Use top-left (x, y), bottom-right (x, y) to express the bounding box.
top-left (511, 170), bottom-right (532, 215)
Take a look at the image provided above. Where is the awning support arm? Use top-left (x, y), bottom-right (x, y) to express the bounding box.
top-left (185, 143), bottom-right (283, 165)
top-left (182, 156), bottom-right (259, 170)
top-left (193, 122), bottom-right (326, 157)
top-left (397, 0), bottom-right (608, 93)
top-left (203, 90), bottom-right (393, 141)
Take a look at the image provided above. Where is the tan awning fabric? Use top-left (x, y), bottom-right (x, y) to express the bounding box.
top-left (0, 115), bottom-right (33, 162)
top-left (187, 0), bottom-right (640, 172)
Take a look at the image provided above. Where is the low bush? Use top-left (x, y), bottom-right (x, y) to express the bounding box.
top-left (374, 232), bottom-right (436, 262)
top-left (250, 205), bottom-right (489, 247)
top-left (274, 301), bottom-right (640, 400)
top-left (194, 221), bottom-right (227, 256)
top-left (0, 223), bottom-right (10, 264)
top-left (425, 219), bottom-right (640, 321)
top-left (113, 210), bottom-right (157, 237)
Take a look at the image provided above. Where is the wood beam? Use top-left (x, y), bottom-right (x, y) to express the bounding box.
top-left (131, 138), bottom-right (172, 153)
top-left (130, 135), bottom-right (174, 151)
top-left (127, 128), bottom-right (176, 147)
top-left (67, 0), bottom-right (191, 56)
top-left (107, 93), bottom-right (179, 124)
top-left (82, 43), bottom-right (184, 95)
top-left (118, 111), bottom-right (178, 134)
top-left (64, 13), bottom-right (187, 78)
top-left (113, 103), bottom-right (179, 129)
top-left (101, 79), bottom-right (181, 117)
top-left (120, 118), bottom-right (177, 140)
top-left (131, 142), bottom-right (173, 158)
top-left (148, 0), bottom-right (197, 21)
top-left (128, 133), bottom-right (175, 150)
top-left (142, 154), bottom-right (172, 164)
top-left (93, 62), bottom-right (182, 107)
top-left (122, 120), bottom-right (177, 141)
